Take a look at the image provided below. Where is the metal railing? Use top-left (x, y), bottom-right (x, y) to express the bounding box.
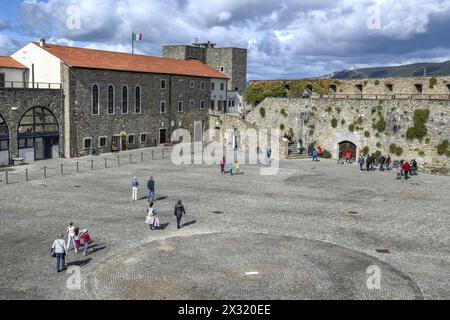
top-left (316, 93), bottom-right (450, 100)
top-left (0, 81), bottom-right (62, 90)
top-left (0, 148), bottom-right (170, 185)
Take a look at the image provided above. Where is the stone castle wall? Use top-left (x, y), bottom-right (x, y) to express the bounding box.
top-left (219, 97), bottom-right (450, 172)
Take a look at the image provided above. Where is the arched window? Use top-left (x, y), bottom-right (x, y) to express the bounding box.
top-left (92, 84), bottom-right (99, 115)
top-left (18, 107), bottom-right (59, 135)
top-left (0, 114), bottom-right (9, 153)
top-left (135, 86), bottom-right (141, 114)
top-left (107, 85), bottom-right (115, 114)
top-left (122, 85), bottom-right (128, 114)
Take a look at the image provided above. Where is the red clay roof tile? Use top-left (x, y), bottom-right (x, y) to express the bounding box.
top-left (35, 43), bottom-right (228, 79)
top-left (0, 56), bottom-right (28, 69)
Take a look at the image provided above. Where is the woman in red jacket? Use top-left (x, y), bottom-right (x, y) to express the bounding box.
top-left (80, 230), bottom-right (92, 256)
top-left (402, 161), bottom-right (411, 180)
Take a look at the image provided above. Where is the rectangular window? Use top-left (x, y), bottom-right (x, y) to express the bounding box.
top-left (200, 100), bottom-right (205, 109)
top-left (190, 100), bottom-right (195, 107)
top-left (220, 83), bottom-right (225, 91)
top-left (190, 81), bottom-right (195, 88)
top-left (160, 101), bottom-right (166, 113)
top-left (201, 81), bottom-right (205, 91)
top-left (83, 137), bottom-right (92, 149)
top-left (128, 134), bottom-right (135, 144)
top-left (160, 79), bottom-right (166, 89)
top-left (178, 101), bottom-right (184, 112)
top-left (211, 82), bottom-right (215, 91)
top-left (99, 136), bottom-right (107, 147)
top-left (140, 133), bottom-right (147, 143)
top-left (0, 73), bottom-right (5, 87)
top-left (0, 140), bottom-right (8, 151)
top-left (211, 100), bottom-right (215, 109)
top-left (220, 66), bottom-right (225, 72)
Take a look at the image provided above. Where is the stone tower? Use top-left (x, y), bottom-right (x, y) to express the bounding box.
top-left (162, 41), bottom-right (247, 94)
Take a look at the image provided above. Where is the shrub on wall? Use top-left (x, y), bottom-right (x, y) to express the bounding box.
top-left (389, 143), bottom-right (403, 156)
top-left (406, 109), bottom-right (430, 141)
top-left (375, 80), bottom-right (380, 85)
top-left (331, 118), bottom-right (338, 128)
top-left (341, 119), bottom-right (346, 126)
top-left (325, 106), bottom-right (333, 113)
top-left (362, 146), bottom-right (370, 155)
top-left (364, 131), bottom-right (370, 138)
top-left (429, 77), bottom-right (438, 89)
top-left (374, 150), bottom-right (382, 159)
top-left (280, 108), bottom-right (288, 117)
top-left (259, 107), bottom-right (266, 118)
top-left (437, 140), bottom-right (450, 156)
top-left (279, 124), bottom-right (285, 131)
top-left (321, 150), bottom-right (332, 159)
top-left (348, 124), bottom-right (355, 132)
top-left (372, 115), bottom-right (386, 133)
top-left (335, 107), bottom-right (342, 114)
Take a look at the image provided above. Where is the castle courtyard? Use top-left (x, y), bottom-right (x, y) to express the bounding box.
top-left (0, 148), bottom-right (448, 300)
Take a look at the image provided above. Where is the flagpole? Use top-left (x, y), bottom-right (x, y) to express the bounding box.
top-left (132, 32), bottom-right (134, 55)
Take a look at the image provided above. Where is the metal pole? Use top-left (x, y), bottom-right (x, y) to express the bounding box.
top-left (44, 166), bottom-right (47, 179)
top-left (26, 169), bottom-right (29, 182)
top-left (141, 152), bottom-right (143, 162)
top-left (5, 171), bottom-right (8, 184)
top-left (77, 162), bottom-right (79, 173)
top-left (105, 158), bottom-right (107, 169)
top-left (61, 164), bottom-right (64, 176)
top-left (152, 150), bottom-right (154, 160)
top-left (118, 156), bottom-right (120, 166)
top-left (129, 154), bottom-right (132, 164)
top-left (91, 159), bottom-right (94, 171)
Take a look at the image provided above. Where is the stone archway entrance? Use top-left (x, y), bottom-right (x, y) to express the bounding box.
top-left (338, 141), bottom-right (357, 160)
top-left (0, 114), bottom-right (9, 166)
top-left (17, 107), bottom-right (60, 162)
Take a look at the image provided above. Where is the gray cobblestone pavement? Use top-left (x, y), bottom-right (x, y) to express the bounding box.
top-left (0, 151), bottom-right (449, 299)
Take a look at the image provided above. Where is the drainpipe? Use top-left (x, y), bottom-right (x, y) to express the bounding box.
top-left (168, 75), bottom-right (172, 144)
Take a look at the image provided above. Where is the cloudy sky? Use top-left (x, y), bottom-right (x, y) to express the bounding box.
top-left (1, 0), bottom-right (450, 79)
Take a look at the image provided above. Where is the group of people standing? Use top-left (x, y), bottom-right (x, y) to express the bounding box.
top-left (220, 157), bottom-right (241, 175)
top-left (355, 154), bottom-right (418, 180)
top-left (51, 222), bottom-right (92, 273)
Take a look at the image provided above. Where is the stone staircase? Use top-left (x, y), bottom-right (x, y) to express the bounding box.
top-left (286, 144), bottom-right (311, 160)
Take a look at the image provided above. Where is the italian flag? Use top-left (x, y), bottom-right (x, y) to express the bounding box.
top-left (132, 32), bottom-right (143, 41)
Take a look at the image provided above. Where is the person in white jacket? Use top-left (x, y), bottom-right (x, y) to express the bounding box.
top-left (52, 234), bottom-right (68, 273)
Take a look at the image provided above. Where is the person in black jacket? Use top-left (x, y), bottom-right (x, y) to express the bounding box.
top-left (147, 176), bottom-right (155, 202)
top-left (174, 200), bottom-right (186, 230)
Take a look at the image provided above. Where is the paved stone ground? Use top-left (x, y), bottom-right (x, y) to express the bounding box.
top-left (0, 149), bottom-right (449, 300)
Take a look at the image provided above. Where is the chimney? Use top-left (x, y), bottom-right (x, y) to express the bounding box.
top-left (39, 38), bottom-right (46, 47)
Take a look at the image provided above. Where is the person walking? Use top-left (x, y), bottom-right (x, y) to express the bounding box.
top-left (297, 141), bottom-right (302, 155)
top-left (220, 157), bottom-right (226, 174)
top-left (338, 150), bottom-right (343, 164)
top-left (145, 202), bottom-right (156, 231)
top-left (73, 227), bottom-right (81, 253)
top-left (132, 177), bottom-right (139, 201)
top-left (66, 222), bottom-right (75, 252)
top-left (345, 151), bottom-right (352, 164)
top-left (379, 155), bottom-right (386, 172)
top-left (370, 154), bottom-right (376, 171)
top-left (147, 176), bottom-right (155, 202)
top-left (80, 230), bottom-right (92, 256)
top-left (411, 159), bottom-right (418, 176)
top-left (267, 147), bottom-right (272, 164)
top-left (51, 234), bottom-right (67, 273)
top-left (312, 149), bottom-right (318, 161)
top-left (357, 155), bottom-right (365, 171)
top-left (235, 161), bottom-right (241, 175)
top-left (366, 154), bottom-right (371, 172)
top-left (174, 200), bottom-right (186, 230)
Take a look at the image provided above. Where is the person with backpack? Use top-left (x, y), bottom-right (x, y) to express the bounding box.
top-left (174, 200), bottom-right (186, 230)
top-left (145, 202), bottom-right (157, 230)
top-left (147, 176), bottom-right (155, 202)
top-left (80, 230), bottom-right (92, 256)
top-left (132, 177), bottom-right (139, 201)
top-left (51, 234), bottom-right (67, 273)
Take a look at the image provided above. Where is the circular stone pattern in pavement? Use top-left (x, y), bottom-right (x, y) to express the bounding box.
top-left (89, 233), bottom-right (423, 300)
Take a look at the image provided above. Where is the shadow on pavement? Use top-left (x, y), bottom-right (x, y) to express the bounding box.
top-left (181, 220), bottom-right (197, 228)
top-left (67, 258), bottom-right (92, 267)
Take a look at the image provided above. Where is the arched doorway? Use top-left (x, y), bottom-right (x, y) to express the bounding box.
top-left (0, 114), bottom-right (9, 166)
top-left (338, 141), bottom-right (357, 160)
top-left (18, 107), bottom-right (60, 162)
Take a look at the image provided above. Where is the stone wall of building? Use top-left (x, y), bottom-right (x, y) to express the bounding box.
top-left (0, 87), bottom-right (63, 163)
top-left (219, 96), bottom-right (450, 172)
top-left (64, 66), bottom-right (211, 156)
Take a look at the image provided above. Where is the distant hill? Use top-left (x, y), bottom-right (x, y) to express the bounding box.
top-left (322, 60), bottom-right (450, 79)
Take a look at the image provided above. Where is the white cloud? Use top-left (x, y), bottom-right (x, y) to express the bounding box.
top-left (10, 0), bottom-right (450, 78)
